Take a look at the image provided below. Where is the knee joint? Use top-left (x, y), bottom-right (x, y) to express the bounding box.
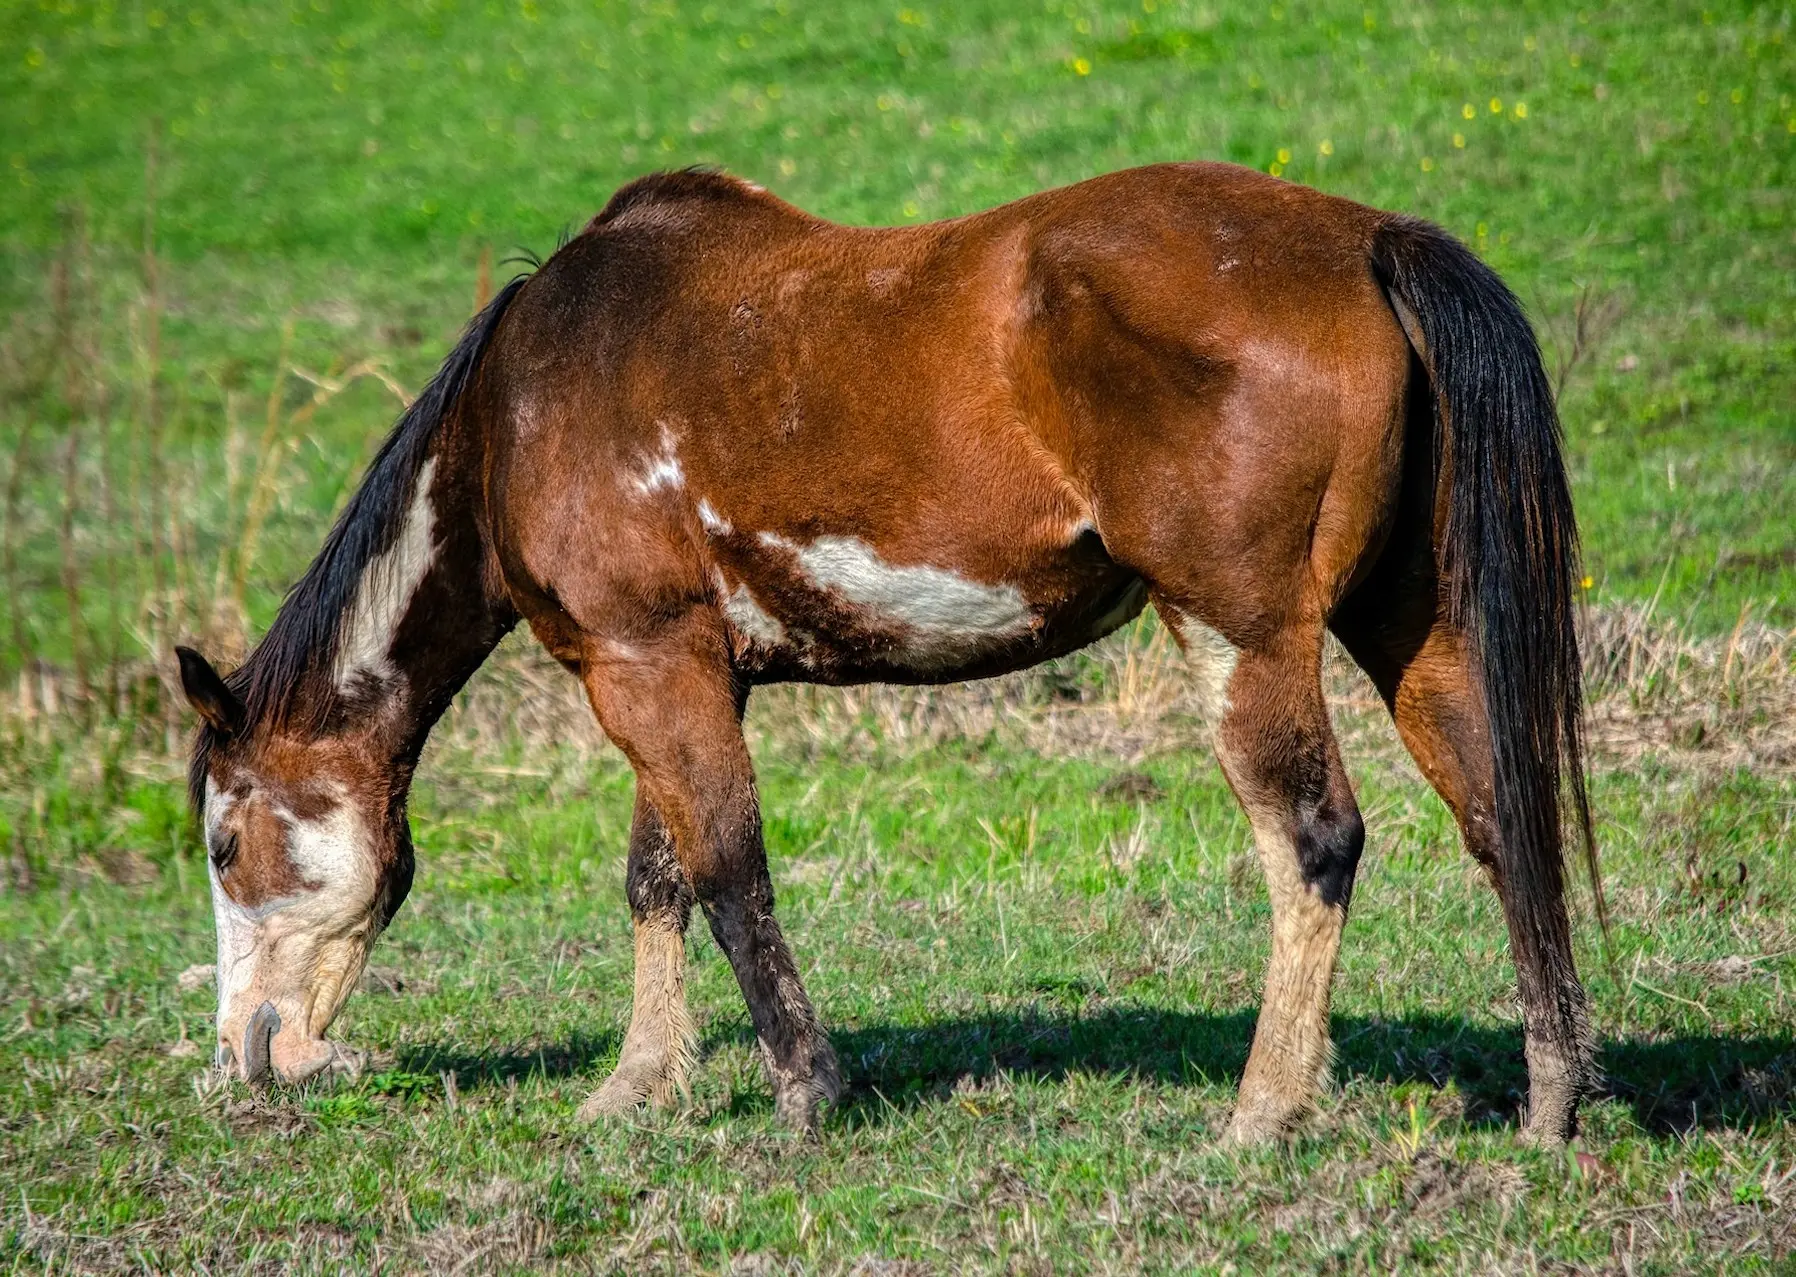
top-left (1296, 802), bottom-right (1365, 908)
top-left (626, 826), bottom-right (694, 923)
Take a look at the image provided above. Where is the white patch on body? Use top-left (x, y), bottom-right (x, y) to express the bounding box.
top-left (713, 569), bottom-right (786, 646)
top-left (633, 423), bottom-right (684, 495)
top-left (761, 532), bottom-right (1033, 669)
top-left (334, 457), bottom-right (439, 691)
top-left (1172, 613), bottom-right (1240, 720)
top-left (697, 498), bottom-right (732, 536)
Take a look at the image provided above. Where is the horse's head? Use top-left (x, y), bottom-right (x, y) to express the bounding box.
top-left (177, 647), bottom-right (414, 1085)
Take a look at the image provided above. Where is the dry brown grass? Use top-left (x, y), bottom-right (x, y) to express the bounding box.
top-left (436, 605), bottom-right (1795, 778)
top-left (4, 607), bottom-right (1791, 782)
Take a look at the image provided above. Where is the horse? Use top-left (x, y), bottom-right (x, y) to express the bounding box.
top-left (177, 161), bottom-right (1599, 1144)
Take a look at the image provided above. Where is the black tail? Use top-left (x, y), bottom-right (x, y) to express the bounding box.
top-left (1370, 218), bottom-right (1603, 1083)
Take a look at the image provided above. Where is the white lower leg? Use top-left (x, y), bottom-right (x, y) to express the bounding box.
top-left (578, 913), bottom-right (696, 1119)
top-left (1225, 820), bottom-right (1346, 1143)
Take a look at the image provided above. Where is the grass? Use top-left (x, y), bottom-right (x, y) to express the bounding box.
top-left (4, 680), bottom-right (1796, 1271)
top-left (0, 0), bottom-right (1791, 665)
top-left (2, 0), bottom-right (1794, 1271)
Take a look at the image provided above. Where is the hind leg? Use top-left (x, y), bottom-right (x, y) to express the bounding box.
top-left (1335, 598), bottom-right (1590, 1142)
top-left (1164, 607), bottom-right (1367, 1143)
top-left (577, 793), bottom-right (698, 1119)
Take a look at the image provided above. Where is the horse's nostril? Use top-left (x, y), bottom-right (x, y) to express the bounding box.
top-left (241, 1001), bottom-right (282, 1086)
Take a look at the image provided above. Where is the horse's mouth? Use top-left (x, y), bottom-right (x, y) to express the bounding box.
top-left (216, 1001), bottom-right (341, 1085)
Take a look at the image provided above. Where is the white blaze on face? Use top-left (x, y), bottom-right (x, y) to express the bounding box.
top-left (203, 781), bottom-right (261, 1034)
top-left (760, 532), bottom-right (1033, 669)
top-left (633, 423), bottom-right (684, 496)
top-left (278, 791), bottom-right (378, 910)
top-left (204, 771), bottom-right (384, 1070)
top-left (334, 457), bottom-right (439, 691)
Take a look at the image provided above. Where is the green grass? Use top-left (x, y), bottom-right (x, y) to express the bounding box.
top-left (0, 0), bottom-right (1792, 665)
top-left (4, 714), bottom-right (1795, 1271)
top-left (3, 0), bottom-right (1795, 1270)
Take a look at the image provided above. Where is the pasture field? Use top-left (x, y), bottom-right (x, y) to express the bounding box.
top-left (2, 0), bottom-right (1794, 1271)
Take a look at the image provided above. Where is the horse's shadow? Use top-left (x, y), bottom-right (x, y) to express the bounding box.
top-left (398, 1007), bottom-right (1796, 1135)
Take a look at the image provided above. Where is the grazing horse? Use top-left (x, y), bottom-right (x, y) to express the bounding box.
top-left (178, 162), bottom-right (1598, 1143)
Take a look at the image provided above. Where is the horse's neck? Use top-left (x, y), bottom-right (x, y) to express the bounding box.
top-left (327, 447), bottom-right (513, 761)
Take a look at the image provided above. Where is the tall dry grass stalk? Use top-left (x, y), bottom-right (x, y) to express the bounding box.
top-left (0, 138), bottom-right (412, 743)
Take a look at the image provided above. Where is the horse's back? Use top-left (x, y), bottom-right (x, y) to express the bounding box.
top-left (481, 164), bottom-right (1411, 681)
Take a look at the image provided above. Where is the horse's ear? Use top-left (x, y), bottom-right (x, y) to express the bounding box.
top-left (176, 646), bottom-right (245, 736)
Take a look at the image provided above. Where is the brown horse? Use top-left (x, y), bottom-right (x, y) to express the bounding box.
top-left (177, 162), bottom-right (1598, 1143)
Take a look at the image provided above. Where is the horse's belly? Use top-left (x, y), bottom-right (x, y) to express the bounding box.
top-left (713, 525), bottom-right (1145, 685)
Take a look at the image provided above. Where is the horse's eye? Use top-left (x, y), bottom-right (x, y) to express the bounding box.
top-left (211, 832), bottom-right (239, 872)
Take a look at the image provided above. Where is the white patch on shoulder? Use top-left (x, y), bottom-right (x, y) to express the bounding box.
top-left (697, 498), bottom-right (732, 536)
top-left (761, 532), bottom-right (1033, 668)
top-left (1171, 613), bottom-right (1240, 721)
top-left (633, 423), bottom-right (684, 496)
top-left (335, 457), bottom-right (439, 691)
top-left (713, 569), bottom-right (785, 646)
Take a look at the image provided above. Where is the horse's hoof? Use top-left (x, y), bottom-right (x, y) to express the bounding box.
top-left (577, 1075), bottom-right (648, 1122)
top-left (1517, 1118), bottom-right (1574, 1149)
top-left (772, 1080), bottom-right (829, 1136)
top-left (1219, 1105), bottom-right (1297, 1148)
top-left (769, 1049), bottom-right (841, 1135)
top-left (576, 1054), bottom-right (678, 1122)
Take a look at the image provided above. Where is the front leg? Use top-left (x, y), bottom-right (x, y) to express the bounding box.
top-left (578, 611), bottom-right (841, 1132)
top-left (577, 794), bottom-right (698, 1119)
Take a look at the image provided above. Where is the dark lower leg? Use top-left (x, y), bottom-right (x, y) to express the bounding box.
top-left (697, 863), bottom-right (842, 1130)
top-left (1344, 618), bottom-right (1590, 1142)
top-left (581, 629), bottom-right (839, 1131)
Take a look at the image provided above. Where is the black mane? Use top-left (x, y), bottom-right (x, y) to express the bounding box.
top-left (590, 166), bottom-right (762, 228)
top-left (187, 275), bottom-right (529, 812)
